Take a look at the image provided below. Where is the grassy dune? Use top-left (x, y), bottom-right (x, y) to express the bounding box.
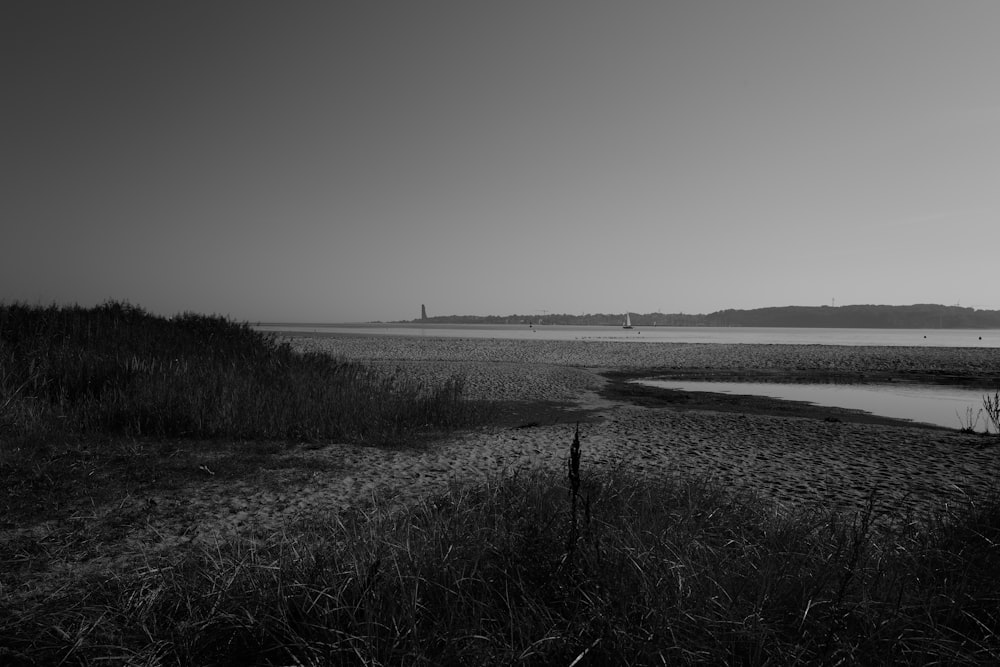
top-left (0, 301), bottom-right (486, 444)
top-left (2, 303), bottom-right (999, 665)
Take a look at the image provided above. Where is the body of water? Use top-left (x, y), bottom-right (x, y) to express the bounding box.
top-left (636, 379), bottom-right (997, 431)
top-left (256, 323), bottom-right (1000, 348)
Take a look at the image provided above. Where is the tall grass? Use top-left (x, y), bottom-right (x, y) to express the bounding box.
top-left (0, 301), bottom-right (486, 444)
top-left (984, 390), bottom-right (1000, 434)
top-left (3, 455), bottom-right (998, 665)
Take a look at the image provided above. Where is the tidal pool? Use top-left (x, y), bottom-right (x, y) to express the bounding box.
top-left (635, 379), bottom-right (997, 431)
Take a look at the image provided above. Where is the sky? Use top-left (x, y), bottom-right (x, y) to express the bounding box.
top-left (4, 1), bottom-right (1000, 322)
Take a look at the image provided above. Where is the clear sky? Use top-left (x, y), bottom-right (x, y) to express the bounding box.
top-left (5, 1), bottom-right (1000, 322)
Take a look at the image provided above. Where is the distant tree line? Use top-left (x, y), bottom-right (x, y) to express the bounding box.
top-left (402, 304), bottom-right (1000, 328)
top-left (703, 304), bottom-right (1000, 328)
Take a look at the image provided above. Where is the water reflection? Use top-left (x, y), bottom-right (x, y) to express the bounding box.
top-left (635, 379), bottom-right (994, 431)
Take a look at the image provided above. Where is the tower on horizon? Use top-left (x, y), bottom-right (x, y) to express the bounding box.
top-left (421, 304), bottom-right (428, 320)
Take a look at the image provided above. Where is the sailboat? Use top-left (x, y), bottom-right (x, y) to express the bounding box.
top-left (622, 312), bottom-right (633, 329)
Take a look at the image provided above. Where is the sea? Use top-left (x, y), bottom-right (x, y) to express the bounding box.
top-left (254, 323), bottom-right (1000, 348)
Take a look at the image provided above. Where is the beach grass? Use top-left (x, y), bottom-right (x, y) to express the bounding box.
top-left (0, 301), bottom-right (488, 445)
top-left (3, 459), bottom-right (999, 665)
top-left (984, 390), bottom-right (1000, 434)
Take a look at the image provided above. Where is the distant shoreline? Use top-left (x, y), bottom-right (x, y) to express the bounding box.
top-left (260, 321), bottom-right (1000, 330)
top-left (364, 303), bottom-right (1000, 329)
top-left (259, 323), bottom-right (1000, 349)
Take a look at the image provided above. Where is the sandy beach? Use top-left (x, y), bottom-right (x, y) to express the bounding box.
top-left (93, 335), bottom-right (999, 555)
top-left (8, 334), bottom-right (1000, 597)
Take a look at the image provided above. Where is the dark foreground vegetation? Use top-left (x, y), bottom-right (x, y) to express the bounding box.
top-left (2, 303), bottom-right (999, 664)
top-left (0, 301), bottom-right (485, 444)
top-left (3, 460), bottom-right (999, 665)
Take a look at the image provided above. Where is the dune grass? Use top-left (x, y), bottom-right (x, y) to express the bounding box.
top-left (2, 449), bottom-right (998, 665)
top-left (0, 301), bottom-right (487, 444)
top-left (984, 390), bottom-right (1000, 434)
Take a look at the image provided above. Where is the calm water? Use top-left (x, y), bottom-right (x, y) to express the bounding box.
top-left (256, 323), bottom-right (1000, 348)
top-left (636, 379), bottom-right (996, 431)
